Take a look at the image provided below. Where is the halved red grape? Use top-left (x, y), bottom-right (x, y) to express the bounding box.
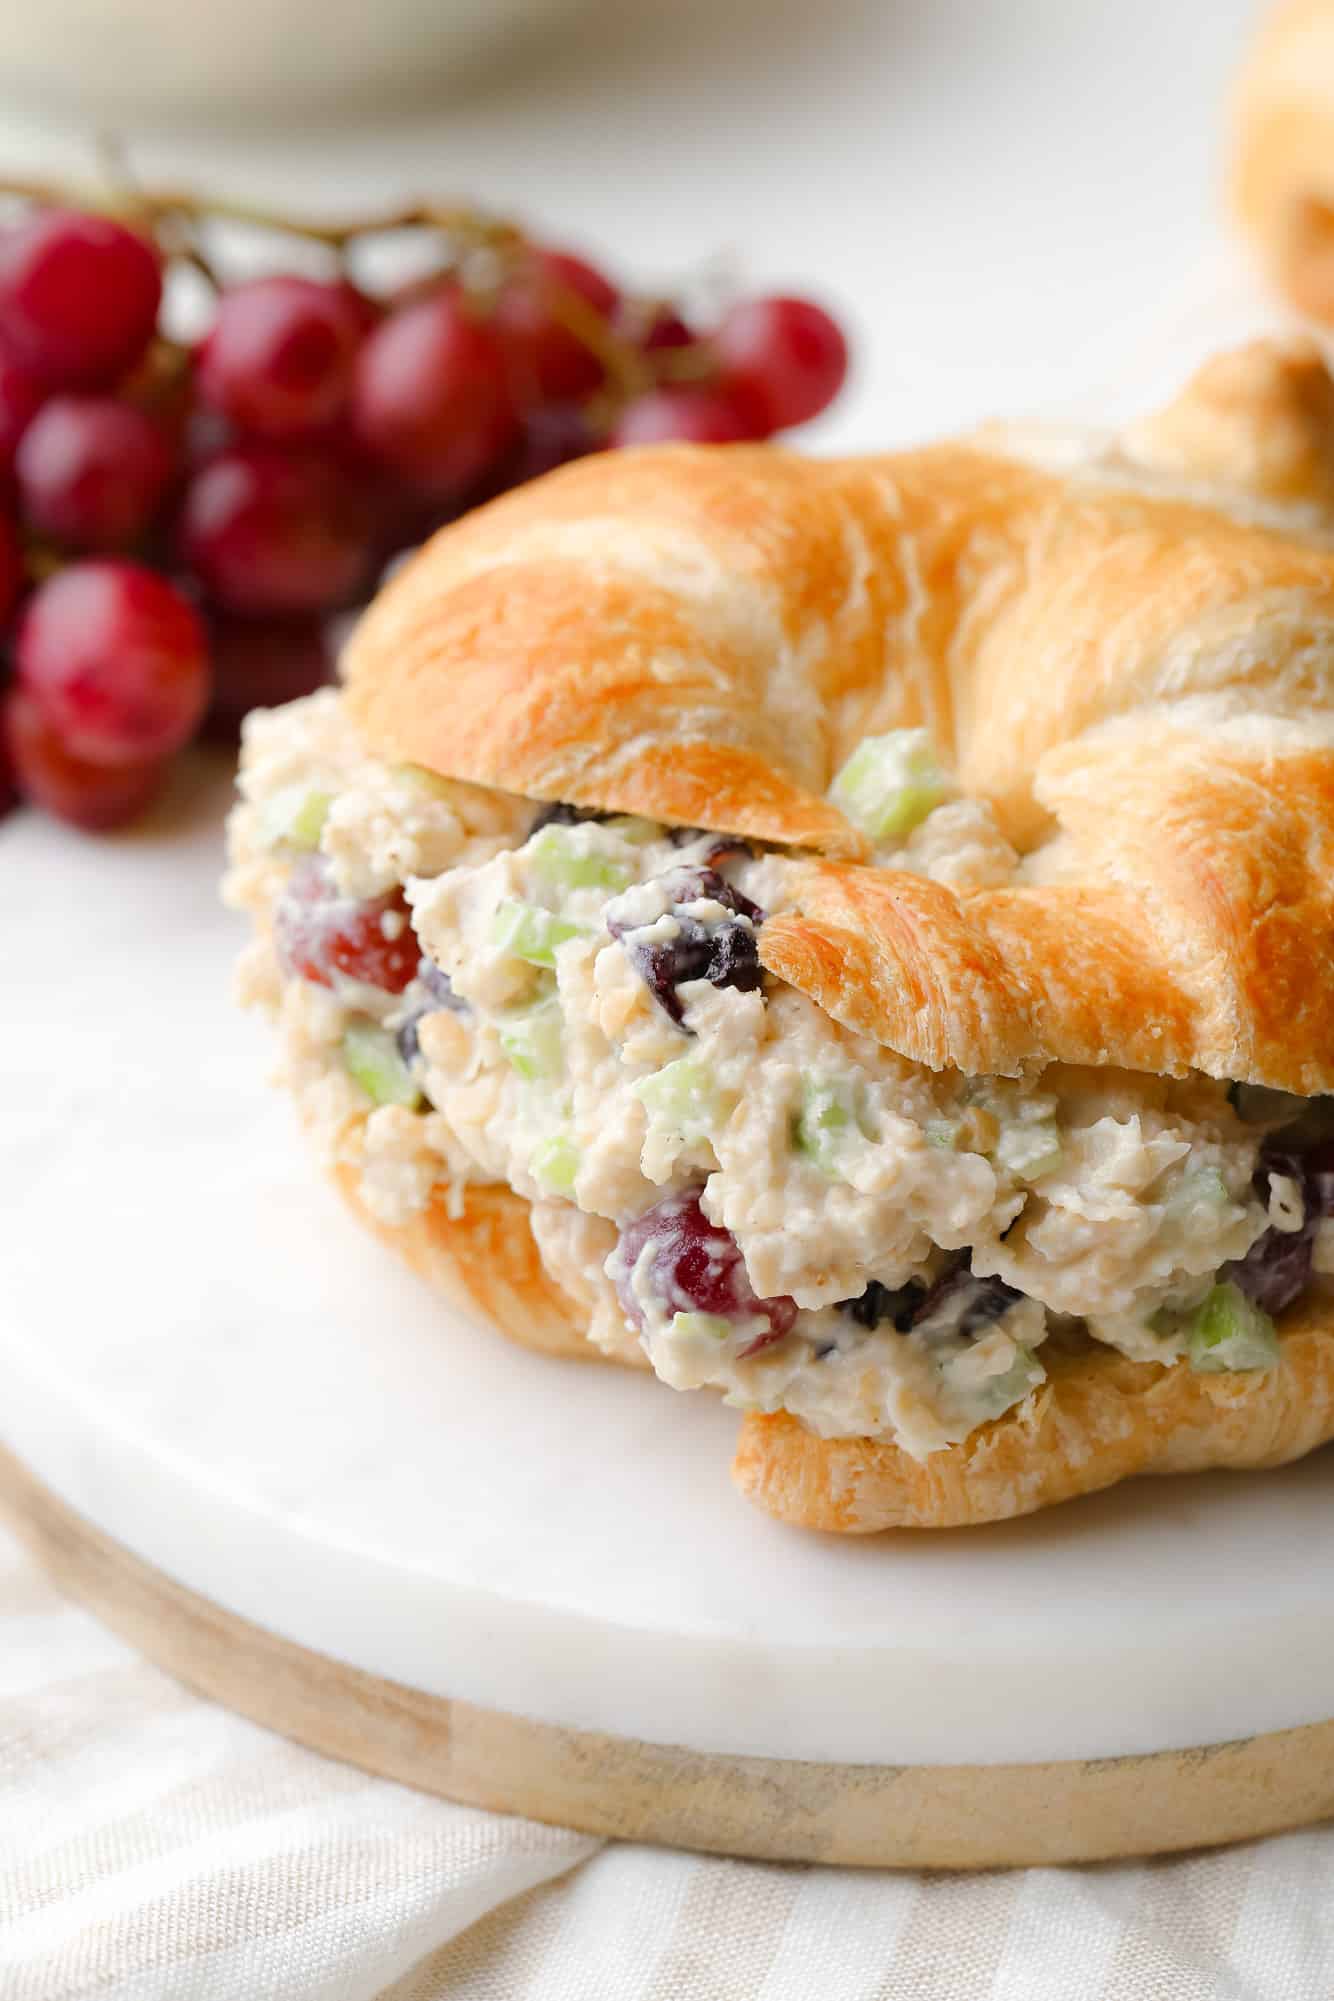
top-left (274, 854), bottom-right (420, 992)
top-left (3, 686), bottom-right (165, 829)
top-left (16, 560), bottom-right (209, 765)
top-left (0, 348), bottom-right (45, 471)
top-left (0, 211), bottom-right (162, 391)
top-left (202, 612), bottom-right (335, 742)
top-left (196, 276), bottom-right (368, 441)
top-left (714, 294), bottom-right (848, 432)
top-left (352, 290), bottom-right (519, 499)
top-left (495, 247), bottom-right (619, 401)
top-left (179, 444), bottom-right (372, 614)
top-left (609, 386), bottom-right (762, 447)
top-left (615, 1188), bottom-right (796, 1348)
top-left (16, 395), bottom-right (173, 550)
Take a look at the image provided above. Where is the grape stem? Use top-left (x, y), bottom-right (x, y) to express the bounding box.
top-left (0, 171), bottom-right (724, 414)
top-left (545, 285), bottom-right (646, 402)
top-left (0, 172), bottom-right (525, 254)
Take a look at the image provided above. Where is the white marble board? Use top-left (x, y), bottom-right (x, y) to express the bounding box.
top-left (5, 763), bottom-right (1334, 1773)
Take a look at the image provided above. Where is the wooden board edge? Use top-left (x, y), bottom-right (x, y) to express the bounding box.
top-left (3, 1442), bottom-right (1333, 1869)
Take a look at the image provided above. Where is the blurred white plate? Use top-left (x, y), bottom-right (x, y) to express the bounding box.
top-left (0, 0), bottom-right (592, 127)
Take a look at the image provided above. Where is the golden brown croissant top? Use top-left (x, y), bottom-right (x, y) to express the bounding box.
top-left (344, 340), bottom-right (1334, 1097)
top-left (1232, 0), bottom-right (1334, 322)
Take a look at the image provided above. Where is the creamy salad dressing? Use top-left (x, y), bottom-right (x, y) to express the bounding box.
top-left (227, 689), bottom-right (1296, 1460)
top-left (608, 1225), bottom-right (1051, 1455)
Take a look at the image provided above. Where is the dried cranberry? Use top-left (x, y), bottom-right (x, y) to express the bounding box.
top-left (700, 835), bottom-right (755, 866)
top-left (615, 1188), bottom-right (796, 1352)
top-left (837, 1279), bottom-right (926, 1331)
top-left (837, 1260), bottom-right (1023, 1337)
top-left (528, 798), bottom-right (609, 835)
top-left (396, 957), bottom-right (466, 1066)
top-left (1254, 1132), bottom-right (1307, 1198)
top-left (1255, 1130), bottom-right (1334, 1214)
top-left (417, 956), bottom-right (461, 1007)
top-left (1223, 1226), bottom-right (1313, 1317)
top-left (1228, 1130), bottom-right (1334, 1317)
top-left (1296, 1138), bottom-right (1334, 1218)
top-left (927, 1264), bottom-right (1023, 1334)
top-left (608, 865), bottom-right (765, 1026)
top-left (667, 825), bottom-right (755, 867)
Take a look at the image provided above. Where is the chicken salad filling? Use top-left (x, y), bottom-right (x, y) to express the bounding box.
top-left (226, 691), bottom-right (1334, 1460)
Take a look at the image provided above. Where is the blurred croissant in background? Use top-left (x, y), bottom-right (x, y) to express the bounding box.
top-left (1232, 0), bottom-right (1334, 323)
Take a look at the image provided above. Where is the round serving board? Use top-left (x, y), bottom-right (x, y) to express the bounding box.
top-left (6, 757), bottom-right (1334, 1868)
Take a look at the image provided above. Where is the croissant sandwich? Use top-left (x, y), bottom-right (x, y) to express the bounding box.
top-left (225, 337), bottom-right (1334, 1533)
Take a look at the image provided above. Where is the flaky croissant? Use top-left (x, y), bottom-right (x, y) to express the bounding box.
top-left (235, 338), bottom-right (1334, 1532)
top-left (348, 340), bottom-right (1334, 1100)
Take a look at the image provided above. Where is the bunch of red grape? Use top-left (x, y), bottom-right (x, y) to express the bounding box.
top-left (0, 196), bottom-right (849, 834)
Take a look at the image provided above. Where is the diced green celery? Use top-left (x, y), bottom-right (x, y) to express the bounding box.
top-left (341, 1021), bottom-right (423, 1108)
top-left (993, 1120), bottom-right (1063, 1182)
top-left (528, 823), bottom-right (634, 893)
top-left (978, 1346), bottom-right (1044, 1418)
top-left (1165, 1167), bottom-right (1230, 1218)
top-left (670, 1311), bottom-right (734, 1342)
top-left (793, 1076), bottom-right (867, 1178)
top-left (634, 1055), bottom-right (722, 1141)
top-left (531, 1133), bottom-right (580, 1196)
top-left (1188, 1282), bottom-right (1279, 1373)
top-left (605, 815), bottom-right (661, 844)
top-left (259, 784), bottom-right (332, 851)
top-left (827, 728), bottom-right (950, 840)
top-left (498, 999), bottom-right (565, 1081)
top-left (492, 899), bottom-right (587, 969)
top-left (941, 1344), bottom-right (1044, 1421)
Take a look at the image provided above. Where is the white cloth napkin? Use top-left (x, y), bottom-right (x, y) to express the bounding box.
top-left (3, 1523), bottom-right (1333, 2001)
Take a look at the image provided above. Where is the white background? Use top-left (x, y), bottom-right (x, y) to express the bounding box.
top-left (1, 0), bottom-right (1272, 446)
